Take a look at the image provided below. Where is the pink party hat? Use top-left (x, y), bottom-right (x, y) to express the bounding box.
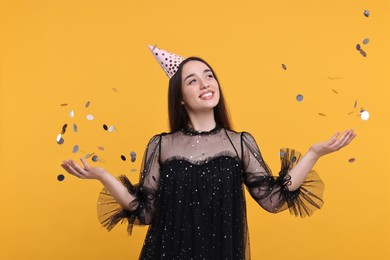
top-left (148, 45), bottom-right (186, 78)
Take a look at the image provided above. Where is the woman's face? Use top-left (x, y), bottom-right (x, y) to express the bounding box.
top-left (180, 60), bottom-right (220, 113)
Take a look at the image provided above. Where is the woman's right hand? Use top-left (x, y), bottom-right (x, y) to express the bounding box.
top-left (61, 157), bottom-right (108, 181)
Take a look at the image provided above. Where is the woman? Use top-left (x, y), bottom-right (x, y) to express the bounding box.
top-left (61, 47), bottom-right (356, 259)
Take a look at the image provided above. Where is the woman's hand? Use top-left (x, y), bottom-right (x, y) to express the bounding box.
top-left (61, 158), bottom-right (108, 181)
top-left (309, 129), bottom-right (357, 159)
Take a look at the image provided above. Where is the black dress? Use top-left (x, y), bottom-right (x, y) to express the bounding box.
top-left (97, 126), bottom-right (324, 259)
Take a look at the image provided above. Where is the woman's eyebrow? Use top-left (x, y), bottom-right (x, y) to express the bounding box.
top-left (183, 69), bottom-right (212, 82)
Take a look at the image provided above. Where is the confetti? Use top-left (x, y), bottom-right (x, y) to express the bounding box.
top-left (281, 64), bottom-right (287, 70)
top-left (121, 155), bottom-right (126, 161)
top-left (98, 146), bottom-right (105, 151)
top-left (57, 174), bottom-right (65, 181)
top-left (356, 44), bottom-right (361, 51)
top-left (85, 153), bottom-right (95, 159)
top-left (92, 155), bottom-right (99, 162)
top-left (359, 49), bottom-right (367, 57)
top-left (108, 125), bottom-right (116, 132)
top-left (60, 103), bottom-right (68, 106)
top-left (85, 101), bottom-right (90, 108)
top-left (296, 94), bottom-right (303, 102)
top-left (348, 158), bottom-right (356, 163)
top-left (318, 113), bottom-right (326, 117)
top-left (73, 123), bottom-right (78, 133)
top-left (103, 124), bottom-right (108, 131)
top-left (72, 145), bottom-right (79, 153)
top-left (86, 114), bottom-right (94, 120)
top-left (360, 110), bottom-right (370, 120)
top-left (354, 100), bottom-right (358, 109)
top-left (332, 89), bottom-right (339, 94)
top-left (362, 38), bottom-right (370, 45)
top-left (61, 124), bottom-right (68, 135)
top-left (112, 88), bottom-right (118, 92)
top-left (56, 134), bottom-right (64, 144)
top-left (363, 10), bottom-right (370, 17)
top-left (130, 151), bottom-right (137, 162)
top-left (69, 110), bottom-right (75, 118)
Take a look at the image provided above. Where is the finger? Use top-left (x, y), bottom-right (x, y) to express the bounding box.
top-left (328, 131), bottom-right (341, 144)
top-left (69, 159), bottom-right (89, 175)
top-left (61, 161), bottom-right (85, 178)
top-left (334, 130), bottom-right (355, 148)
top-left (79, 157), bottom-right (91, 171)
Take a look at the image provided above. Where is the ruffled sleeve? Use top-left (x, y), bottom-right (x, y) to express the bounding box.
top-left (96, 134), bottom-right (162, 235)
top-left (241, 132), bottom-right (324, 217)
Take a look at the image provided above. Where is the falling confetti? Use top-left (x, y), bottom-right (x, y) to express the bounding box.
top-left (73, 123), bottom-right (78, 133)
top-left (92, 155), bottom-right (99, 162)
top-left (296, 94), bottom-right (303, 102)
top-left (362, 38), bottom-right (370, 45)
top-left (331, 89), bottom-right (339, 94)
top-left (103, 124), bottom-right (108, 131)
top-left (98, 146), bottom-right (105, 151)
top-left (61, 124), bottom-right (68, 135)
top-left (360, 110), bottom-right (370, 120)
top-left (356, 44), bottom-right (361, 51)
top-left (85, 153), bottom-right (95, 159)
top-left (281, 64), bottom-right (287, 70)
top-left (60, 103), bottom-right (68, 106)
top-left (121, 155), bottom-right (126, 161)
top-left (56, 134), bottom-right (64, 144)
top-left (130, 151), bottom-right (137, 162)
top-left (108, 125), bottom-right (116, 132)
top-left (85, 101), bottom-right (90, 108)
top-left (318, 113), bottom-right (326, 117)
top-left (86, 114), bottom-right (94, 120)
top-left (69, 110), bottom-right (75, 118)
top-left (354, 100), bottom-right (358, 109)
top-left (359, 49), bottom-right (367, 57)
top-left (363, 10), bottom-right (370, 17)
top-left (72, 145), bottom-right (79, 153)
top-left (348, 158), bottom-right (356, 163)
top-left (112, 88), bottom-right (118, 92)
top-left (57, 174), bottom-right (65, 181)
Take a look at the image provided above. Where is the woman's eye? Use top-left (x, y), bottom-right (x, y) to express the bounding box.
top-left (189, 79), bottom-right (196, 84)
top-left (207, 74), bottom-right (214, 79)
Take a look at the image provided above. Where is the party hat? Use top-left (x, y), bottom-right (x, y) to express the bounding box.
top-left (148, 45), bottom-right (186, 78)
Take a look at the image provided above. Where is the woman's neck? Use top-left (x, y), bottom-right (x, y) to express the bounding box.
top-left (186, 110), bottom-right (216, 132)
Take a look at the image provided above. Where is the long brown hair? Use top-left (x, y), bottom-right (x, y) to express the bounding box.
top-left (168, 57), bottom-right (232, 132)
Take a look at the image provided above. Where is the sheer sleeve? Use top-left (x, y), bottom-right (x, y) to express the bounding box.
top-left (96, 134), bottom-right (162, 235)
top-left (241, 132), bottom-right (324, 217)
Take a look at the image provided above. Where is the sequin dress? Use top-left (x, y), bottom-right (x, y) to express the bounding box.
top-left (97, 127), bottom-right (324, 260)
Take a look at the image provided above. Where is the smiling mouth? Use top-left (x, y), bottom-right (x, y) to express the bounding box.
top-left (199, 91), bottom-right (214, 100)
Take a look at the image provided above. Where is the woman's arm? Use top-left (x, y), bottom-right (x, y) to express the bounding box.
top-left (287, 129), bottom-right (357, 191)
top-left (61, 158), bottom-right (136, 211)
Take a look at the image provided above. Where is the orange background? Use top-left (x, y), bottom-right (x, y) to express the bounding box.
top-left (1, 0), bottom-right (389, 259)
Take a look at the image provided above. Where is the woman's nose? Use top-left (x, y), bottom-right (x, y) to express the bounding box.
top-left (199, 80), bottom-right (209, 89)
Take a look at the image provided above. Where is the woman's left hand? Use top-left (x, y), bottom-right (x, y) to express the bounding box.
top-left (309, 129), bottom-right (357, 158)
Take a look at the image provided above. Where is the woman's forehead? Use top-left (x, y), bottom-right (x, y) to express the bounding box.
top-left (182, 60), bottom-right (210, 75)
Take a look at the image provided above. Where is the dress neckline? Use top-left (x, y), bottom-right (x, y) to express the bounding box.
top-left (182, 125), bottom-right (222, 136)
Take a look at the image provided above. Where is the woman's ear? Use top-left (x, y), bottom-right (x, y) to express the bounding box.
top-left (181, 100), bottom-right (185, 105)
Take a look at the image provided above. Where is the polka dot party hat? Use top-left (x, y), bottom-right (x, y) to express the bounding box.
top-left (148, 45), bottom-right (186, 78)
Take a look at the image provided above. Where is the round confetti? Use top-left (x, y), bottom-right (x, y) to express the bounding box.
top-left (348, 158), bottom-right (356, 163)
top-left (85, 101), bottom-right (90, 108)
top-left (57, 174), bottom-right (65, 181)
top-left (103, 124), bottom-right (108, 131)
top-left (112, 87), bottom-right (118, 92)
top-left (362, 38), bottom-right (369, 45)
top-left (359, 49), bottom-right (367, 57)
top-left (56, 134), bottom-right (63, 143)
top-left (291, 156), bottom-right (297, 162)
top-left (318, 113), bottom-right (326, 117)
top-left (61, 124), bottom-right (68, 134)
top-left (98, 146), bottom-right (105, 151)
top-left (92, 155), bottom-right (99, 162)
top-left (108, 125), bottom-right (116, 132)
top-left (360, 110), bottom-right (370, 120)
top-left (85, 153), bottom-right (94, 159)
top-left (296, 94), bottom-right (303, 102)
top-left (363, 10), bottom-right (370, 17)
top-left (356, 44), bottom-right (361, 51)
top-left (60, 103), bottom-right (68, 106)
top-left (86, 114), bottom-right (94, 120)
top-left (332, 89), bottom-right (339, 94)
top-left (69, 110), bottom-right (74, 118)
top-left (121, 155), bottom-right (126, 161)
top-left (73, 123), bottom-right (78, 133)
top-left (72, 145), bottom-right (79, 153)
top-left (354, 100), bottom-right (358, 109)
top-left (281, 64), bottom-right (287, 70)
top-left (130, 151), bottom-right (137, 162)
